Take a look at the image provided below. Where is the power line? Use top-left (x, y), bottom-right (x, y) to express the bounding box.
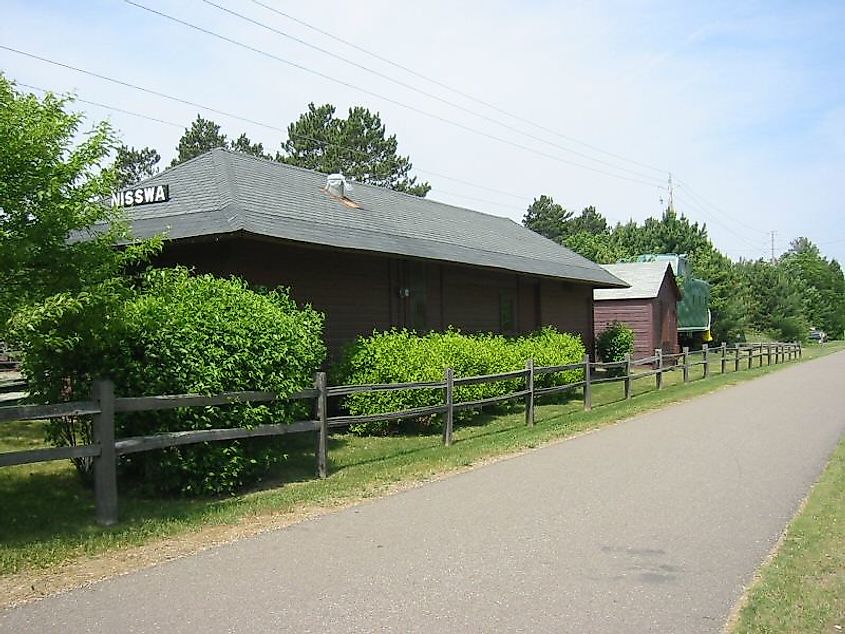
top-left (672, 189), bottom-right (763, 250)
top-left (118, 1), bottom-right (666, 189)
top-left (17, 82), bottom-right (183, 128)
top-left (16, 80), bottom-right (527, 211)
top-left (14, 70), bottom-right (760, 240)
top-left (245, 0), bottom-right (670, 177)
top-left (0, 46), bottom-right (290, 134)
top-left (413, 169), bottom-right (531, 200)
top-left (198, 0), bottom-right (662, 184)
top-left (674, 178), bottom-right (768, 235)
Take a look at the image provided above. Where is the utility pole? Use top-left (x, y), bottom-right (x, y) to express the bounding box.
top-left (667, 173), bottom-right (675, 213)
top-left (770, 230), bottom-right (776, 263)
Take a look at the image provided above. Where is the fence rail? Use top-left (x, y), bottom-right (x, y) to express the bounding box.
top-left (0, 341), bottom-right (802, 525)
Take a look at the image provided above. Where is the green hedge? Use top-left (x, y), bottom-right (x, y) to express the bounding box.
top-left (334, 327), bottom-right (585, 434)
top-left (9, 267), bottom-right (326, 496)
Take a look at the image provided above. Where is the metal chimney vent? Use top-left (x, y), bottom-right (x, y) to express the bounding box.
top-left (325, 173), bottom-right (352, 198)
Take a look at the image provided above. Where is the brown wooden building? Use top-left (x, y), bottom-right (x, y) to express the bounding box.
top-left (122, 149), bottom-right (626, 357)
top-left (594, 262), bottom-right (681, 359)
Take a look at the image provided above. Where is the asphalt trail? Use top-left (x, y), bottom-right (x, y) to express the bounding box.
top-left (3, 351), bottom-right (844, 633)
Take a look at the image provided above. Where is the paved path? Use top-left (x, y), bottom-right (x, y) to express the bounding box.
top-left (3, 352), bottom-right (845, 633)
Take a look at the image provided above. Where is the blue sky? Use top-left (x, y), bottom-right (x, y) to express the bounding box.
top-left (2, 0), bottom-right (844, 263)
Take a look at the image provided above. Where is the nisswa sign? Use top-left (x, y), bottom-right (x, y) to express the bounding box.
top-left (111, 184), bottom-right (169, 208)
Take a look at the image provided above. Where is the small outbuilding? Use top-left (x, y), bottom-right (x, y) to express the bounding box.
top-left (593, 261), bottom-right (681, 358)
top-left (118, 149), bottom-right (627, 357)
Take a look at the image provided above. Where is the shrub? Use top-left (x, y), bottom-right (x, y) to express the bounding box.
top-left (512, 327), bottom-right (585, 388)
top-left (769, 315), bottom-right (809, 343)
top-left (9, 267), bottom-right (325, 496)
top-left (596, 321), bottom-right (635, 373)
top-left (335, 327), bottom-right (585, 434)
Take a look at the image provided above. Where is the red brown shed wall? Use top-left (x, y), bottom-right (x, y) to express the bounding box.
top-left (594, 300), bottom-right (654, 360)
top-left (154, 235), bottom-right (597, 359)
top-left (652, 275), bottom-right (681, 355)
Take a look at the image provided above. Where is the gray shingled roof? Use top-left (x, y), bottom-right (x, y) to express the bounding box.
top-left (124, 148), bottom-right (627, 288)
top-left (594, 262), bottom-right (677, 300)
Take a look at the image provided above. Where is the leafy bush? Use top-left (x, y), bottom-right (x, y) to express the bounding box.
top-left (9, 267), bottom-right (325, 496)
top-left (596, 321), bottom-right (635, 372)
top-left (334, 327), bottom-right (584, 434)
top-left (769, 315), bottom-right (809, 343)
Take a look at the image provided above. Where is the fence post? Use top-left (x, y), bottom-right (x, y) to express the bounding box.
top-left (747, 345), bottom-right (753, 370)
top-left (734, 345), bottom-right (741, 372)
top-left (525, 358), bottom-right (535, 427)
top-left (583, 353), bottom-right (592, 411)
top-left (624, 353), bottom-right (632, 400)
top-left (721, 342), bottom-right (727, 374)
top-left (702, 344), bottom-right (709, 379)
top-left (798, 341), bottom-right (802, 360)
top-left (682, 346), bottom-right (690, 383)
top-left (315, 372), bottom-right (328, 479)
top-left (443, 367), bottom-right (454, 446)
top-left (757, 344), bottom-right (763, 367)
top-left (655, 349), bottom-right (663, 390)
top-left (767, 343), bottom-right (772, 366)
top-left (92, 379), bottom-right (118, 527)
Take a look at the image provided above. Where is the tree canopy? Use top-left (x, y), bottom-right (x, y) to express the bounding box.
top-left (280, 103), bottom-right (430, 197)
top-left (172, 115), bottom-right (227, 166)
top-left (169, 107), bottom-right (429, 197)
top-left (114, 145), bottom-right (161, 188)
top-left (0, 75), bottom-right (156, 331)
top-left (521, 195), bottom-right (844, 342)
top-left (522, 195), bottom-right (573, 244)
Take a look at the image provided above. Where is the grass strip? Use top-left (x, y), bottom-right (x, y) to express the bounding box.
top-left (1, 343), bottom-right (842, 579)
top-left (731, 430), bottom-right (845, 633)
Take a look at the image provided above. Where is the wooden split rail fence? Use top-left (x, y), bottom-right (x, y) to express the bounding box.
top-left (0, 341), bottom-right (801, 526)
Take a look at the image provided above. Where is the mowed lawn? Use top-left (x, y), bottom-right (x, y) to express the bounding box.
top-left (1, 343), bottom-right (841, 584)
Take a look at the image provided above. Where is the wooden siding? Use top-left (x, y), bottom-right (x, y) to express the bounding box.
top-left (155, 237), bottom-right (394, 356)
top-left (441, 266), bottom-right (516, 334)
top-left (594, 271), bottom-right (681, 359)
top-left (594, 300), bottom-right (654, 358)
top-left (155, 235), bottom-right (598, 358)
top-left (652, 274), bottom-right (680, 354)
top-left (539, 281), bottom-right (595, 352)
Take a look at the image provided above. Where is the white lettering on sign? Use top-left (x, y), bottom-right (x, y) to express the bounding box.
top-left (111, 184), bottom-right (170, 208)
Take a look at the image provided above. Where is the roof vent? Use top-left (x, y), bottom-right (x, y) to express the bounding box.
top-left (325, 173), bottom-right (352, 198)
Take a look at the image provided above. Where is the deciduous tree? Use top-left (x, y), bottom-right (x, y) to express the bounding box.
top-left (0, 76), bottom-right (155, 331)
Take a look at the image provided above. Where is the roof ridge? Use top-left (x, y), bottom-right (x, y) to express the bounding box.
top-left (126, 148), bottom-right (627, 288)
top-left (211, 149), bottom-right (245, 230)
top-left (220, 148), bottom-right (523, 224)
top-left (143, 146), bottom-right (228, 182)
